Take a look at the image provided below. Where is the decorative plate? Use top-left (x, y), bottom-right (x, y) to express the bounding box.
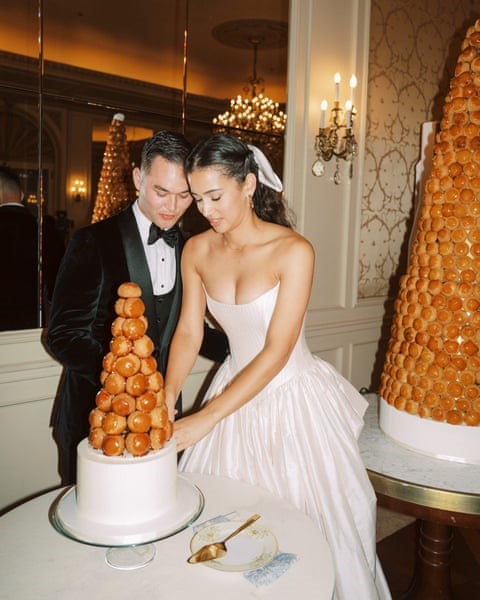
top-left (189, 520), bottom-right (278, 572)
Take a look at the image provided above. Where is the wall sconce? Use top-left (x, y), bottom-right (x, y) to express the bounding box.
top-left (312, 73), bottom-right (357, 184)
top-left (70, 178), bottom-right (87, 202)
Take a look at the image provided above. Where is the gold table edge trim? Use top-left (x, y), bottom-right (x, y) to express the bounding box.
top-left (367, 469), bottom-right (480, 516)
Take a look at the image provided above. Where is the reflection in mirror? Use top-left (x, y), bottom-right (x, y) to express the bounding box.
top-left (209, 18), bottom-right (288, 178)
top-left (0, 0), bottom-right (42, 330)
top-left (0, 0), bottom-right (288, 332)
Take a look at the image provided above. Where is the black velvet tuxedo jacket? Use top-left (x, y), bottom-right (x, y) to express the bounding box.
top-left (46, 205), bottom-right (226, 459)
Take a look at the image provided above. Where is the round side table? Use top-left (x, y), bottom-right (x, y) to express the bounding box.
top-left (359, 394), bottom-right (480, 599)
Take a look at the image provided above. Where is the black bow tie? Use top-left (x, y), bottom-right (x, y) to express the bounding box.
top-left (147, 224), bottom-right (179, 247)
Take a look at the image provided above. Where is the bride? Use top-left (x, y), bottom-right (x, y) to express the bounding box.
top-left (164, 134), bottom-right (391, 599)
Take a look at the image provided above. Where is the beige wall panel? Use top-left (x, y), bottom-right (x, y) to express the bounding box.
top-left (286, 0), bottom-right (371, 314)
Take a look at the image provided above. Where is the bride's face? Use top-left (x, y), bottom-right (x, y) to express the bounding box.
top-left (189, 167), bottom-right (255, 233)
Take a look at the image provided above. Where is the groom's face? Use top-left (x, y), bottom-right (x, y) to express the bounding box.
top-left (134, 156), bottom-right (192, 229)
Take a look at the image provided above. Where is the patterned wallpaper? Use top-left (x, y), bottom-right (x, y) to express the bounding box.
top-left (359, 0), bottom-right (479, 299)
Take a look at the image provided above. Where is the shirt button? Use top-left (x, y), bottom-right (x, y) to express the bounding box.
top-left (161, 258), bottom-right (165, 262)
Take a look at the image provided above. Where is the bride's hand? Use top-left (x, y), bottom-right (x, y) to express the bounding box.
top-left (173, 410), bottom-right (215, 452)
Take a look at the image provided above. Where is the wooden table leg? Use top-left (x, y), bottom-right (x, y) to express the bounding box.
top-left (404, 520), bottom-right (454, 599)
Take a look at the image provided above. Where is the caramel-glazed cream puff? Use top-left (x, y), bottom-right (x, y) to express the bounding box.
top-left (379, 20), bottom-right (480, 428)
top-left (88, 281), bottom-right (174, 456)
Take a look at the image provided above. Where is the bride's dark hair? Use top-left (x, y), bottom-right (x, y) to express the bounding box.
top-left (185, 134), bottom-right (294, 228)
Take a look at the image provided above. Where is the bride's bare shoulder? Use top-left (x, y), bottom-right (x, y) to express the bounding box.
top-left (270, 224), bottom-right (313, 253)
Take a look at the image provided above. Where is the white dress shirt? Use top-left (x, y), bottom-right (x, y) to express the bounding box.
top-left (132, 201), bottom-right (176, 294)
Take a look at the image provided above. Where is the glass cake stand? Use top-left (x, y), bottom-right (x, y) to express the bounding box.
top-left (49, 475), bottom-right (204, 570)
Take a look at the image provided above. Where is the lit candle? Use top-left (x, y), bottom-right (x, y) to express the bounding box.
top-left (334, 73), bottom-right (341, 102)
top-left (349, 74), bottom-right (357, 106)
top-left (345, 100), bottom-right (352, 128)
top-left (320, 99), bottom-right (328, 129)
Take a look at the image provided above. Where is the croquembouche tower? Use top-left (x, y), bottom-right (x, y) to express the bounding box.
top-left (87, 281), bottom-right (173, 457)
top-left (91, 113), bottom-right (134, 224)
top-left (379, 20), bottom-right (480, 463)
top-left (75, 281), bottom-right (177, 529)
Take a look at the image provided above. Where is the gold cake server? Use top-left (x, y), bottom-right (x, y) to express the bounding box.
top-left (187, 514), bottom-right (261, 564)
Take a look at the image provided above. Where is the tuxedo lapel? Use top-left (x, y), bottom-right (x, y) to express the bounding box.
top-left (117, 207), bottom-right (160, 346)
top-left (157, 239), bottom-right (183, 369)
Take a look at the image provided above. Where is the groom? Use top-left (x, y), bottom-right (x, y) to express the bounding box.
top-left (46, 130), bottom-right (228, 485)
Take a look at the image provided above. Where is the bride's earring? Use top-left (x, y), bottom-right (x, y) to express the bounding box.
top-left (248, 194), bottom-right (254, 209)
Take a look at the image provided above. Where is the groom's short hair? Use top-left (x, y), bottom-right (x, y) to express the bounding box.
top-left (141, 130), bottom-right (192, 173)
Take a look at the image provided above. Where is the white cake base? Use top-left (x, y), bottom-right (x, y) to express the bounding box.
top-left (51, 475), bottom-right (204, 546)
top-left (379, 397), bottom-right (480, 464)
top-left (76, 438), bottom-right (176, 526)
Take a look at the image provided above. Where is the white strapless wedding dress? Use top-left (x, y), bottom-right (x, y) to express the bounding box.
top-left (179, 284), bottom-right (391, 599)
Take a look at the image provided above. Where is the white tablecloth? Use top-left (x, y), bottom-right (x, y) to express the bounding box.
top-left (0, 472), bottom-right (334, 600)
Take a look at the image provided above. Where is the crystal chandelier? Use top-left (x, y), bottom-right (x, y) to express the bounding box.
top-left (213, 37), bottom-right (286, 134)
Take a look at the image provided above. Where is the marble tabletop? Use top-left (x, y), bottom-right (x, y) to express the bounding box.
top-left (359, 394), bottom-right (480, 514)
top-left (0, 472), bottom-right (334, 600)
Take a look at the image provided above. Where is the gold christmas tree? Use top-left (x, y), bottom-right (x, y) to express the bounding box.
top-left (91, 113), bottom-right (134, 223)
